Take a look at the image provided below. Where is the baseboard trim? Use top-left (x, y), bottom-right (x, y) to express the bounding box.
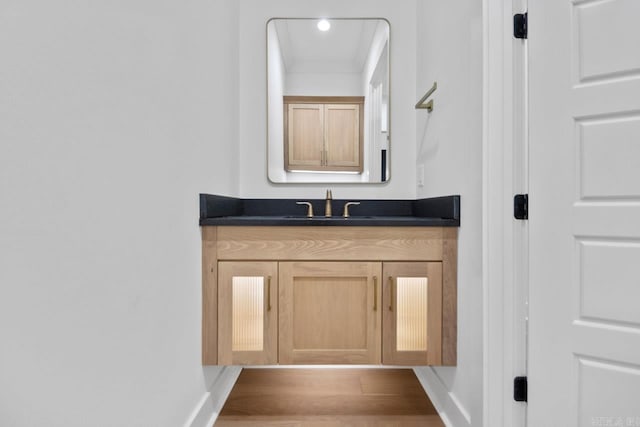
top-left (183, 366), bottom-right (242, 427)
top-left (414, 367), bottom-right (472, 427)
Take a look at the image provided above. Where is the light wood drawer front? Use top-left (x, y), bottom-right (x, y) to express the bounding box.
top-left (216, 226), bottom-right (446, 261)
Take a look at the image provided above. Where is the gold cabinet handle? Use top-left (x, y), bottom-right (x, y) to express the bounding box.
top-left (373, 276), bottom-right (378, 311)
top-left (267, 275), bottom-right (272, 311)
top-left (388, 276), bottom-right (394, 311)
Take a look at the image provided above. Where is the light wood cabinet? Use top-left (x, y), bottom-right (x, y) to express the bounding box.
top-left (217, 261), bottom-right (278, 365)
top-left (382, 262), bottom-right (443, 365)
top-left (279, 262), bottom-right (382, 364)
top-left (284, 96), bottom-right (363, 173)
top-left (286, 104), bottom-right (324, 169)
top-left (202, 226), bottom-right (457, 366)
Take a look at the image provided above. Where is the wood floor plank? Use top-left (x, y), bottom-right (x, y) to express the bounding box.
top-left (220, 394), bottom-right (434, 416)
top-left (358, 369), bottom-right (428, 396)
top-left (228, 369), bottom-right (363, 397)
top-left (215, 415), bottom-right (445, 427)
top-left (216, 369), bottom-right (444, 427)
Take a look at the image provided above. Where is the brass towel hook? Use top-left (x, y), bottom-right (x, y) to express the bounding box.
top-left (415, 81), bottom-right (437, 112)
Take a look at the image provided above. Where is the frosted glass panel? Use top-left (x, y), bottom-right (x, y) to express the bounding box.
top-left (396, 277), bottom-right (428, 351)
top-left (232, 276), bottom-right (264, 351)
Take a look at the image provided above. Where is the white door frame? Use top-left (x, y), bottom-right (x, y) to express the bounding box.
top-left (482, 0), bottom-right (528, 426)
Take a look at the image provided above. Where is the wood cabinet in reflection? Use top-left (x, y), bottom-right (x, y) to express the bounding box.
top-left (284, 96), bottom-right (364, 173)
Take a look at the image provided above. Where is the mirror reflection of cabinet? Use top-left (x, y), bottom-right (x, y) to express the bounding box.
top-left (284, 96), bottom-right (364, 173)
top-left (267, 18), bottom-right (390, 183)
top-left (217, 262), bottom-right (278, 365)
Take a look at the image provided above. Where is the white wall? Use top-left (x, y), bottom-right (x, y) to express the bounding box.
top-left (285, 72), bottom-right (363, 96)
top-left (414, 1), bottom-right (484, 426)
top-left (361, 21), bottom-right (390, 184)
top-left (267, 23), bottom-right (287, 182)
top-left (361, 21), bottom-right (390, 96)
top-left (1, 0), bottom-right (485, 424)
top-left (238, 0), bottom-right (417, 198)
top-left (0, 0), bottom-right (238, 426)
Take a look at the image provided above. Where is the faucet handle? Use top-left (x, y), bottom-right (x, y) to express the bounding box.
top-left (342, 201), bottom-right (361, 218)
top-left (296, 201), bottom-right (314, 218)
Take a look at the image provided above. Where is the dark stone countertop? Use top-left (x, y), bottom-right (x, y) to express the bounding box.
top-left (199, 194), bottom-right (460, 227)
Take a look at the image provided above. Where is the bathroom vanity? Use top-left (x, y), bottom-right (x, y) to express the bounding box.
top-left (199, 194), bottom-right (459, 366)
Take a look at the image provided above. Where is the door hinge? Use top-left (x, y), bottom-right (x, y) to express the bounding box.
top-left (514, 12), bottom-right (528, 39)
top-left (514, 376), bottom-right (528, 402)
top-left (514, 194), bottom-right (528, 220)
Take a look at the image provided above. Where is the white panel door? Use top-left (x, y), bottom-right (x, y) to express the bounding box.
top-left (529, 0), bottom-right (640, 426)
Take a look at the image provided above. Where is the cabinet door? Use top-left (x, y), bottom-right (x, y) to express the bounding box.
top-left (286, 104), bottom-right (324, 170)
top-left (324, 104), bottom-right (361, 171)
top-left (279, 262), bottom-right (382, 364)
top-left (218, 262), bottom-right (278, 365)
top-left (382, 262), bottom-right (442, 365)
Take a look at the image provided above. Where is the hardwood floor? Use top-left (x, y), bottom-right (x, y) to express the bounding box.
top-left (215, 368), bottom-right (444, 427)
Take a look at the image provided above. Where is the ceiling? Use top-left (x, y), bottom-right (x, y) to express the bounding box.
top-left (273, 19), bottom-right (382, 74)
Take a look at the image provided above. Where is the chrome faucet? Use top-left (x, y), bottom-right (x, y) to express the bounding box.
top-left (325, 189), bottom-right (332, 217)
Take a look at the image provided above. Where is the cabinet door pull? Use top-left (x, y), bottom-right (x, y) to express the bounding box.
top-left (388, 276), bottom-right (394, 311)
top-left (373, 276), bottom-right (378, 311)
top-left (267, 275), bottom-right (272, 311)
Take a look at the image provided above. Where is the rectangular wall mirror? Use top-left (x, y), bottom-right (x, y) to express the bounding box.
top-left (267, 18), bottom-right (390, 184)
